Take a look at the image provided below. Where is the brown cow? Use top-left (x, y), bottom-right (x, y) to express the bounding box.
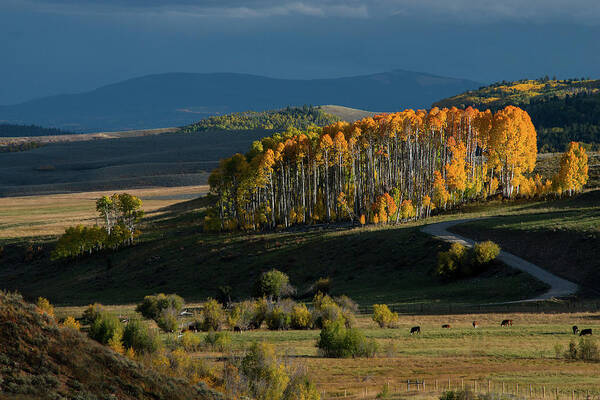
top-left (472, 321), bottom-right (479, 329)
top-left (580, 328), bottom-right (592, 336)
top-left (442, 324), bottom-right (451, 329)
top-left (501, 319), bottom-right (513, 327)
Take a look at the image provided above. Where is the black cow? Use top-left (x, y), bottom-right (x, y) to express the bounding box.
top-left (501, 319), bottom-right (513, 327)
top-left (410, 326), bottom-right (421, 335)
top-left (572, 325), bottom-right (579, 335)
top-left (233, 326), bottom-right (243, 333)
top-left (580, 328), bottom-right (593, 336)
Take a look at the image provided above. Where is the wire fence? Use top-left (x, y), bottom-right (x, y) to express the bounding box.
top-left (355, 299), bottom-right (600, 316)
top-left (318, 378), bottom-right (600, 399)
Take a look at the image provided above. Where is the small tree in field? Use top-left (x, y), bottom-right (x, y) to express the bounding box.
top-left (255, 269), bottom-right (295, 300)
top-left (372, 304), bottom-right (398, 328)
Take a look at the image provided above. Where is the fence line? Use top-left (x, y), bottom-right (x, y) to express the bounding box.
top-left (355, 299), bottom-right (600, 316)
top-left (318, 378), bottom-right (600, 400)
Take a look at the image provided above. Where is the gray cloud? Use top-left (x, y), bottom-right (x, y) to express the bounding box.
top-left (2, 0), bottom-right (600, 23)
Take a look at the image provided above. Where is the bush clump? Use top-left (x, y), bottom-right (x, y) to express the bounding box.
top-left (89, 312), bottom-right (122, 345)
top-left (61, 316), bottom-right (81, 331)
top-left (82, 303), bottom-right (104, 324)
top-left (372, 304), bottom-right (398, 328)
top-left (317, 320), bottom-right (378, 358)
top-left (436, 241), bottom-right (501, 279)
top-left (265, 306), bottom-right (292, 330)
top-left (122, 319), bottom-right (162, 354)
top-left (201, 299), bottom-right (225, 331)
top-left (255, 269), bottom-right (295, 300)
top-left (136, 293), bottom-right (184, 321)
top-left (563, 338), bottom-right (600, 361)
top-left (36, 297), bottom-right (54, 317)
top-left (204, 331), bottom-right (232, 352)
top-left (290, 303), bottom-right (312, 329)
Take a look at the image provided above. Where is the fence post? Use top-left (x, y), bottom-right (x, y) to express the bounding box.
top-left (502, 382), bottom-right (505, 394)
top-left (461, 379), bottom-right (464, 389)
top-left (488, 380), bottom-right (491, 393)
top-left (543, 386), bottom-right (546, 399)
top-left (435, 379), bottom-right (438, 391)
top-left (407, 380), bottom-right (410, 392)
top-left (423, 380), bottom-right (426, 391)
top-left (517, 383), bottom-right (519, 396)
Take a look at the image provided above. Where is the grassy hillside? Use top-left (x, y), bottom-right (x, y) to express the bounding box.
top-left (0, 291), bottom-right (220, 399)
top-left (432, 78), bottom-right (600, 152)
top-left (0, 191), bottom-right (548, 306)
top-left (320, 105), bottom-right (378, 122)
top-left (0, 130), bottom-right (263, 197)
top-left (450, 190), bottom-right (600, 295)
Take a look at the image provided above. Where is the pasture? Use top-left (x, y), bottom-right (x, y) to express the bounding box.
top-left (54, 304), bottom-right (600, 398)
top-left (0, 186), bottom-right (208, 239)
top-left (0, 129), bottom-right (264, 197)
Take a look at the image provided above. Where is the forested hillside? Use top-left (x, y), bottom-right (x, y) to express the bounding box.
top-left (180, 106), bottom-right (339, 133)
top-left (0, 123), bottom-right (75, 137)
top-left (433, 78), bottom-right (600, 152)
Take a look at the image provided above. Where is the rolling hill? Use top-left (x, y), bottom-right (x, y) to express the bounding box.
top-left (0, 70), bottom-right (480, 132)
top-left (433, 78), bottom-right (600, 152)
top-left (0, 291), bottom-right (221, 399)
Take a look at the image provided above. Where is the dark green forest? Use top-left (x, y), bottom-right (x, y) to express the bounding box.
top-left (179, 106), bottom-right (340, 133)
top-left (0, 123), bottom-right (75, 137)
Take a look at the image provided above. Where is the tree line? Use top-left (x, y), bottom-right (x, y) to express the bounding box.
top-left (180, 105), bottom-right (339, 133)
top-left (51, 193), bottom-right (144, 260)
top-left (206, 106), bottom-right (588, 231)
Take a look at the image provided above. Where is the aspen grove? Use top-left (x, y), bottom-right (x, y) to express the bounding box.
top-left (206, 106), bottom-right (541, 230)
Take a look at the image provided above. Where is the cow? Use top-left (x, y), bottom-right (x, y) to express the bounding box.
top-left (572, 325), bottom-right (579, 335)
top-left (442, 324), bottom-right (451, 329)
top-left (501, 319), bottom-right (513, 327)
top-left (410, 326), bottom-right (421, 335)
top-left (472, 321), bottom-right (479, 329)
top-left (580, 328), bottom-right (593, 336)
top-left (233, 326), bottom-right (243, 333)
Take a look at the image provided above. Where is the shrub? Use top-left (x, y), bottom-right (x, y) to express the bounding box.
top-left (228, 300), bottom-right (256, 330)
top-left (266, 306), bottom-right (291, 330)
top-left (472, 241), bottom-right (501, 265)
top-left (136, 293), bottom-right (184, 320)
top-left (156, 307), bottom-right (178, 332)
top-left (255, 269), bottom-right (295, 300)
top-left (334, 295), bottom-right (359, 314)
top-left (204, 331), bottom-right (232, 352)
top-left (313, 277), bottom-right (331, 294)
top-left (89, 312), bottom-right (122, 345)
top-left (290, 303), bottom-right (312, 329)
top-left (317, 320), bottom-right (378, 358)
top-left (181, 331), bottom-right (202, 352)
top-left (282, 367), bottom-right (320, 400)
top-left (577, 338), bottom-right (599, 361)
top-left (250, 297), bottom-right (269, 329)
top-left (372, 304), bottom-right (398, 328)
top-left (82, 303), bottom-right (104, 324)
top-left (36, 297), bottom-right (54, 317)
top-left (376, 382), bottom-right (391, 399)
top-left (61, 316), bottom-right (80, 331)
top-left (108, 328), bottom-right (125, 354)
top-left (122, 319), bottom-right (162, 354)
top-left (312, 293), bottom-right (348, 328)
top-left (240, 342), bottom-right (290, 400)
top-left (201, 299), bottom-right (225, 331)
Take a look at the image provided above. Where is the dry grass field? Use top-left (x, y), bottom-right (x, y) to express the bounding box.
top-left (0, 185), bottom-right (208, 239)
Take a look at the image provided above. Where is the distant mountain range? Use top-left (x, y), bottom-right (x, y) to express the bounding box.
top-left (0, 70), bottom-right (480, 132)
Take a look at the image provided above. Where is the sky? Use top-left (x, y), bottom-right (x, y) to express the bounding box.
top-left (1, 0), bottom-right (600, 105)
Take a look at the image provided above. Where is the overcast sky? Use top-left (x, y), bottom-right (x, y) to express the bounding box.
top-left (1, 0), bottom-right (599, 104)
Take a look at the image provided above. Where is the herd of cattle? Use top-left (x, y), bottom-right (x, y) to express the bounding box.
top-left (408, 320), bottom-right (593, 335)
